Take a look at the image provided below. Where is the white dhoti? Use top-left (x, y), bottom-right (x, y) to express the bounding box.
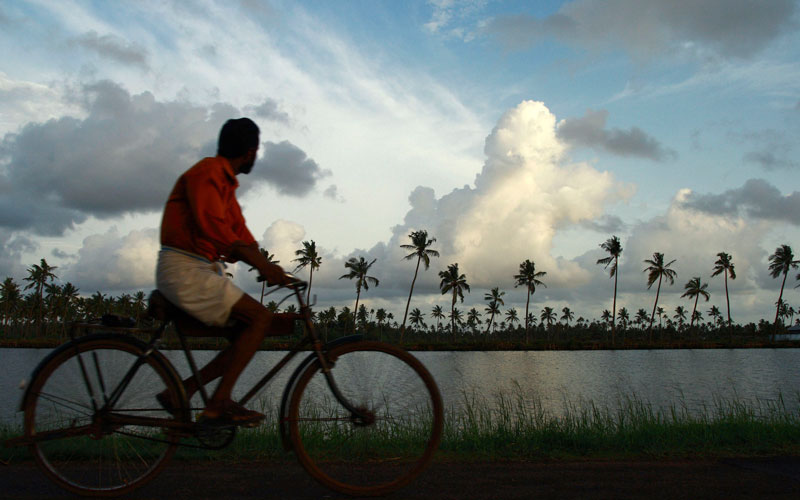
top-left (155, 247), bottom-right (244, 326)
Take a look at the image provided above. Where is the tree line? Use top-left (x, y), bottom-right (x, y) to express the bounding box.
top-left (1, 232), bottom-right (799, 346)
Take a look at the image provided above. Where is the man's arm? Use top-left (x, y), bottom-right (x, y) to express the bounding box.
top-left (231, 242), bottom-right (292, 285)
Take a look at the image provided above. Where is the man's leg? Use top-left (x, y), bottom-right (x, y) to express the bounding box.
top-left (204, 293), bottom-right (272, 415)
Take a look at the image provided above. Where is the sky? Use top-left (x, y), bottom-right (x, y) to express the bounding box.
top-left (1, 0), bottom-right (799, 326)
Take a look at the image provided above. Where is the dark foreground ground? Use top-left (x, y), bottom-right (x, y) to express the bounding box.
top-left (2, 457), bottom-right (800, 499)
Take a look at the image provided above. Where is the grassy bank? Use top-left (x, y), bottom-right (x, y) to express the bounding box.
top-left (4, 391), bottom-right (799, 463)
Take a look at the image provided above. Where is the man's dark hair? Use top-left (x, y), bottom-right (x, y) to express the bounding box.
top-left (217, 118), bottom-right (260, 158)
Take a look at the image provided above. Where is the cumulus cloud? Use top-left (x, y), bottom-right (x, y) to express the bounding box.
top-left (353, 101), bottom-right (634, 295)
top-left (62, 227), bottom-right (159, 292)
top-left (0, 230), bottom-right (37, 279)
top-left (0, 73), bottom-right (83, 136)
top-left (71, 31), bottom-right (149, 70)
top-left (614, 188), bottom-right (778, 321)
top-left (557, 109), bottom-right (676, 161)
top-left (485, 0), bottom-right (796, 61)
top-left (252, 140), bottom-right (331, 197)
top-left (0, 80), bottom-right (324, 235)
top-left (678, 179), bottom-right (800, 225)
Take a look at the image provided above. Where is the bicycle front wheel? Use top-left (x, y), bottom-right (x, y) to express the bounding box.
top-left (23, 336), bottom-right (186, 497)
top-left (288, 341), bottom-right (443, 496)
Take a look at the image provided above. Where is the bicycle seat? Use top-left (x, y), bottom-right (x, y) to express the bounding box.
top-left (148, 290), bottom-right (247, 338)
top-left (147, 290), bottom-right (185, 323)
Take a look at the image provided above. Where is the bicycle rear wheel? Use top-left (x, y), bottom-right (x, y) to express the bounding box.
top-left (288, 341), bottom-right (443, 496)
top-left (23, 336), bottom-right (186, 496)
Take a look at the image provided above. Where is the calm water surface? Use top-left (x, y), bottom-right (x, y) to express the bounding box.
top-left (2, 348), bottom-right (798, 427)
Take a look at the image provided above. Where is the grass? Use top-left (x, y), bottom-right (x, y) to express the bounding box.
top-left (4, 389), bottom-right (798, 463)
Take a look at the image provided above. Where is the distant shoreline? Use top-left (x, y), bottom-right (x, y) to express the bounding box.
top-left (2, 338), bottom-right (799, 351)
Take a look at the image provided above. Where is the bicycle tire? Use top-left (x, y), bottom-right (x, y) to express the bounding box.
top-left (23, 335), bottom-right (186, 497)
top-left (287, 341), bottom-right (443, 496)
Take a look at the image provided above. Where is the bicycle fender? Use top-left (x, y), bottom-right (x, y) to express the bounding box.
top-left (278, 334), bottom-right (363, 451)
top-left (18, 333), bottom-right (184, 413)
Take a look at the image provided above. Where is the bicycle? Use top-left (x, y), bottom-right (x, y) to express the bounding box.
top-left (5, 278), bottom-right (443, 497)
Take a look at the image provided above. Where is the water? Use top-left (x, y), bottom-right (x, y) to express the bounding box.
top-left (2, 348), bottom-right (798, 427)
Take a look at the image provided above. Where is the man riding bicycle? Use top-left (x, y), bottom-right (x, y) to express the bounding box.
top-left (155, 117), bottom-right (294, 426)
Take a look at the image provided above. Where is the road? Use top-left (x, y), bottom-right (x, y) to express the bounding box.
top-left (2, 457), bottom-right (800, 499)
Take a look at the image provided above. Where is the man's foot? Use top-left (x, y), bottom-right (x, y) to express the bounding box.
top-left (199, 399), bottom-right (265, 427)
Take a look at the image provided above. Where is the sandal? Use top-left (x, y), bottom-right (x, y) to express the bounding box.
top-left (199, 399), bottom-right (265, 427)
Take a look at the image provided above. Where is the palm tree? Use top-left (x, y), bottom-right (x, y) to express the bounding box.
top-left (656, 306), bottom-right (665, 328)
top-left (600, 309), bottom-right (612, 329)
top-left (681, 277), bottom-right (710, 330)
top-left (617, 307), bottom-right (630, 332)
top-left (23, 259), bottom-right (58, 336)
top-left (0, 277), bottom-right (22, 329)
top-left (643, 252), bottom-right (677, 341)
top-left (483, 287), bottom-right (505, 335)
top-left (597, 236), bottom-right (622, 344)
top-left (249, 248), bottom-right (280, 304)
top-left (540, 306), bottom-right (556, 331)
top-left (338, 256), bottom-right (379, 332)
top-left (292, 241), bottom-right (321, 305)
top-left (449, 307), bottom-right (464, 335)
top-left (409, 308), bottom-right (426, 332)
top-left (513, 259), bottom-right (547, 342)
top-left (711, 252), bottom-right (736, 330)
top-left (59, 283), bottom-right (80, 338)
top-left (561, 306), bottom-right (574, 325)
top-left (399, 230), bottom-right (439, 341)
top-left (673, 306), bottom-right (687, 331)
top-left (768, 244), bottom-right (799, 340)
top-left (466, 307), bottom-right (481, 333)
top-left (708, 305), bottom-right (722, 328)
top-left (431, 305), bottom-right (445, 332)
top-left (635, 308), bottom-right (649, 329)
top-left (439, 263), bottom-right (470, 340)
top-left (375, 308), bottom-right (387, 339)
top-left (505, 308), bottom-right (520, 330)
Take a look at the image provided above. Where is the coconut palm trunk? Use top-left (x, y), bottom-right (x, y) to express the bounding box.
top-left (773, 271), bottom-right (788, 342)
top-left (523, 287), bottom-right (531, 343)
top-left (724, 271), bottom-right (731, 338)
top-left (648, 275), bottom-right (662, 341)
top-left (400, 256), bottom-right (422, 341)
top-left (611, 256), bottom-right (618, 344)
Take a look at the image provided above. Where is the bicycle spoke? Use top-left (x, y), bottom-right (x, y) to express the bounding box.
top-left (289, 341), bottom-right (442, 496)
top-left (25, 337), bottom-right (181, 496)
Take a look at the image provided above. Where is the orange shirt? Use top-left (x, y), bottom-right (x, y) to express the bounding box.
top-left (160, 156), bottom-right (256, 262)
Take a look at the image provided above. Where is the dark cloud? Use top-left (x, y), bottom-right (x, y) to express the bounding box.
top-left (743, 150), bottom-right (799, 171)
top-left (51, 248), bottom-right (72, 259)
top-left (579, 215), bottom-right (626, 233)
top-left (679, 178), bottom-right (800, 224)
top-left (244, 98), bottom-right (290, 124)
top-left (557, 109), bottom-right (676, 161)
top-left (485, 0), bottom-right (796, 61)
top-left (323, 184), bottom-right (345, 202)
top-left (71, 31), bottom-right (149, 69)
top-left (731, 128), bottom-right (797, 171)
top-left (0, 80), bottom-right (312, 235)
top-left (251, 140), bottom-right (330, 197)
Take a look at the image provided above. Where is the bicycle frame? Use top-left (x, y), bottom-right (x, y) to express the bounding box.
top-left (13, 282), bottom-right (369, 447)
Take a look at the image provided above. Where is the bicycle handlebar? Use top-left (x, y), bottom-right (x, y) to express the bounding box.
top-left (257, 273), bottom-right (307, 293)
